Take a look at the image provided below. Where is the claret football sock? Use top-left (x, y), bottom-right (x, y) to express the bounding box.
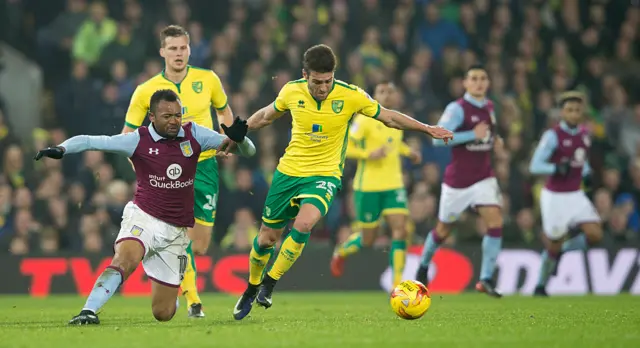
top-left (335, 232), bottom-right (363, 257)
top-left (181, 242), bottom-right (202, 307)
top-left (267, 229), bottom-right (310, 280)
top-left (390, 239), bottom-right (407, 286)
top-left (83, 266), bottom-right (124, 314)
top-left (249, 236), bottom-right (275, 285)
top-left (480, 228), bottom-right (502, 281)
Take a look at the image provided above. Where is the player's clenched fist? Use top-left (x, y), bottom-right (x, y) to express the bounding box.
top-left (426, 125), bottom-right (454, 144)
top-left (34, 146), bottom-right (65, 160)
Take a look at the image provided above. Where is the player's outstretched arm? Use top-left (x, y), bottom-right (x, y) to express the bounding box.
top-left (529, 130), bottom-right (558, 175)
top-left (247, 103), bottom-right (285, 131)
top-left (376, 107), bottom-right (453, 143)
top-left (34, 132), bottom-right (141, 160)
top-left (429, 102), bottom-right (478, 147)
top-left (192, 122), bottom-right (256, 157)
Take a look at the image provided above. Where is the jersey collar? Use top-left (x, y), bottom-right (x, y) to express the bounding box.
top-left (149, 123), bottom-right (185, 142)
top-left (161, 66), bottom-right (190, 93)
top-left (463, 93), bottom-right (487, 108)
top-left (308, 80), bottom-right (336, 110)
top-left (559, 121), bottom-right (580, 135)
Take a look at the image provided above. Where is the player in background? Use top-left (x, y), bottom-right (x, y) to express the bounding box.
top-left (122, 25), bottom-right (234, 317)
top-left (529, 92), bottom-right (602, 297)
top-left (415, 65), bottom-right (504, 298)
top-left (232, 44), bottom-right (452, 320)
top-left (329, 81), bottom-right (422, 287)
top-left (33, 90), bottom-right (255, 325)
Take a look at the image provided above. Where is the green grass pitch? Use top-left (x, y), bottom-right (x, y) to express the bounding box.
top-left (0, 293), bottom-right (638, 347)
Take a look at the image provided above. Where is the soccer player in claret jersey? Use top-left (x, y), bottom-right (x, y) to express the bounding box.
top-left (232, 44), bottom-right (452, 320)
top-left (123, 25), bottom-right (234, 317)
top-left (34, 90), bottom-right (255, 325)
top-left (330, 81), bottom-right (422, 287)
top-left (529, 92), bottom-right (602, 297)
top-left (415, 65), bottom-right (504, 298)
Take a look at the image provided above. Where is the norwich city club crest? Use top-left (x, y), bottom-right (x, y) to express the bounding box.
top-left (332, 100), bottom-right (344, 113)
top-left (192, 81), bottom-right (203, 93)
top-left (180, 140), bottom-right (194, 157)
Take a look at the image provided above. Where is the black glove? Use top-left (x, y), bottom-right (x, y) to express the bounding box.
top-left (34, 146), bottom-right (65, 160)
top-left (555, 159), bottom-right (570, 177)
top-left (221, 116), bottom-right (248, 143)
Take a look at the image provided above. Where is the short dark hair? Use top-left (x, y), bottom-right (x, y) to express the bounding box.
top-left (465, 64), bottom-right (488, 77)
top-left (160, 25), bottom-right (190, 47)
top-left (303, 44), bottom-right (337, 73)
top-left (150, 89), bottom-right (180, 113)
top-left (558, 91), bottom-right (584, 107)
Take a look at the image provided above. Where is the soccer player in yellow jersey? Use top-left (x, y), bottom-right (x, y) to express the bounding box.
top-left (232, 44), bottom-right (452, 320)
top-left (330, 81), bottom-right (421, 287)
top-left (122, 25), bottom-right (233, 318)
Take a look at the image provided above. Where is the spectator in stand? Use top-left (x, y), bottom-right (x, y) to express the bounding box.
top-left (72, 1), bottom-right (117, 66)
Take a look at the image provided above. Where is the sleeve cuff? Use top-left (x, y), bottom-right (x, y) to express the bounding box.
top-left (372, 104), bottom-right (381, 119)
top-left (273, 102), bottom-right (283, 112)
top-left (215, 101), bottom-right (228, 111)
top-left (124, 121), bottom-right (140, 130)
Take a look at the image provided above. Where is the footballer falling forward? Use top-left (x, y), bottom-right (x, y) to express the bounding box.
top-left (122, 25), bottom-right (234, 317)
top-left (34, 90), bottom-right (255, 325)
top-left (232, 44), bottom-right (453, 320)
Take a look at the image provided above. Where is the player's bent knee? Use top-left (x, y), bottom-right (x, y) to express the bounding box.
top-left (583, 223), bottom-right (603, 244)
top-left (292, 218), bottom-right (316, 233)
top-left (191, 241), bottom-right (209, 255)
top-left (152, 305), bottom-right (176, 322)
top-left (258, 226), bottom-right (280, 246)
top-left (361, 229), bottom-right (377, 247)
top-left (435, 221), bottom-right (452, 239)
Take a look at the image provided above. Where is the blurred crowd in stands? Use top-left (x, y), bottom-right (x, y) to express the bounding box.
top-left (0, 0), bottom-right (639, 255)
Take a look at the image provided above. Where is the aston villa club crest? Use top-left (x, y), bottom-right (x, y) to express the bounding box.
top-left (130, 225), bottom-right (143, 236)
top-left (180, 141), bottom-right (194, 157)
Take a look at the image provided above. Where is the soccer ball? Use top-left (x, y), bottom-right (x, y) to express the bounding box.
top-left (390, 280), bottom-right (431, 320)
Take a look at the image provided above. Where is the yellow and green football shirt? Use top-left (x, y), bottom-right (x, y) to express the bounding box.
top-left (274, 79), bottom-right (381, 178)
top-left (347, 114), bottom-right (412, 192)
top-left (124, 66), bottom-right (228, 162)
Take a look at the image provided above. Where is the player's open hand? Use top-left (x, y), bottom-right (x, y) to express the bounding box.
top-left (426, 125), bottom-right (454, 144)
top-left (34, 146), bottom-right (65, 160)
top-left (368, 146), bottom-right (387, 160)
top-left (221, 116), bottom-right (248, 143)
top-left (409, 149), bottom-right (422, 165)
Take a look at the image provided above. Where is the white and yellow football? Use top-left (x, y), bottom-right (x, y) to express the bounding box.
top-left (390, 280), bottom-right (432, 320)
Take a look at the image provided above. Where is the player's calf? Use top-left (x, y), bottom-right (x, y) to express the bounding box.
top-left (416, 221), bottom-right (451, 285)
top-left (331, 227), bottom-right (377, 278)
top-left (259, 204), bottom-right (319, 307)
top-left (535, 235), bottom-right (563, 296)
top-left (475, 206), bottom-right (503, 298)
top-left (69, 240), bottom-right (143, 324)
top-left (387, 214), bottom-right (408, 287)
